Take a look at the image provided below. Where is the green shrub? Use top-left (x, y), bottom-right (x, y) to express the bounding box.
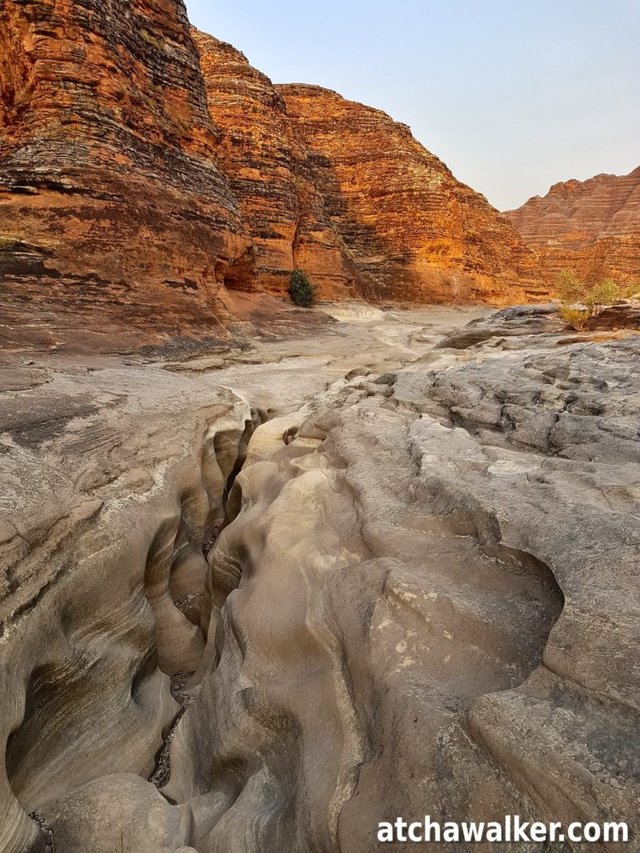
top-left (556, 269), bottom-right (626, 327)
top-left (556, 269), bottom-right (584, 304)
top-left (626, 280), bottom-right (640, 299)
top-left (0, 237), bottom-right (20, 252)
top-left (288, 269), bottom-right (316, 308)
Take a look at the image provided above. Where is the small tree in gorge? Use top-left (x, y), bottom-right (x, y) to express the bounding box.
top-left (288, 269), bottom-right (316, 308)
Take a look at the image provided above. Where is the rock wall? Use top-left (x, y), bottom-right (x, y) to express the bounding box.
top-left (279, 85), bottom-right (545, 304)
top-left (0, 0), bottom-right (253, 349)
top-left (0, 5), bottom-right (548, 351)
top-left (506, 167), bottom-right (640, 285)
top-left (192, 34), bottom-right (546, 306)
top-left (192, 30), bottom-right (358, 300)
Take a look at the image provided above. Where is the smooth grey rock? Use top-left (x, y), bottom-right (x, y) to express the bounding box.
top-left (1, 309), bottom-right (638, 852)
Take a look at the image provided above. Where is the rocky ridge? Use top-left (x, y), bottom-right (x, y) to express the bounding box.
top-left (279, 84), bottom-right (545, 304)
top-left (506, 167), bottom-right (640, 285)
top-left (191, 30), bottom-right (358, 300)
top-left (192, 31), bottom-right (545, 305)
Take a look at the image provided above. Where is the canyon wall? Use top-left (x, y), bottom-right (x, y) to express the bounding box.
top-left (279, 85), bottom-right (545, 304)
top-left (0, 3), bottom-right (548, 352)
top-left (193, 34), bottom-right (544, 305)
top-left (191, 30), bottom-right (358, 300)
top-left (0, 0), bottom-right (253, 349)
top-left (507, 167), bottom-right (640, 286)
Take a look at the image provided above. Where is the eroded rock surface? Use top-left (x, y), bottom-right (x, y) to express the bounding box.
top-left (507, 167), bottom-right (640, 285)
top-left (0, 358), bottom-right (258, 852)
top-left (165, 327), bottom-right (639, 852)
top-left (0, 0), bottom-right (253, 351)
top-left (1, 308), bottom-right (637, 851)
top-left (279, 85), bottom-right (546, 304)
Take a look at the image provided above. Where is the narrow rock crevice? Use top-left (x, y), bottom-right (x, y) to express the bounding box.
top-left (0, 398), bottom-right (258, 853)
top-left (146, 413), bottom-right (265, 794)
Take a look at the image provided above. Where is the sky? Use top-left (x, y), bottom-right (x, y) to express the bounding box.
top-left (185, 1), bottom-right (640, 211)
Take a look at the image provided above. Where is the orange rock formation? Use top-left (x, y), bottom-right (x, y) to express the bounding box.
top-left (506, 167), bottom-right (640, 285)
top-left (278, 85), bottom-right (544, 303)
top-left (191, 30), bottom-right (357, 300)
top-left (193, 35), bottom-right (545, 305)
top-left (0, 0), bottom-right (253, 349)
top-left (0, 2), bottom-right (548, 351)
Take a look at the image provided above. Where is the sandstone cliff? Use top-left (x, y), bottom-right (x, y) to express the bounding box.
top-left (193, 34), bottom-right (544, 305)
top-left (0, 0), bottom-right (253, 349)
top-left (191, 30), bottom-right (358, 300)
top-left (506, 166), bottom-right (640, 285)
top-left (0, 2), bottom-right (547, 354)
top-left (279, 84), bottom-right (544, 304)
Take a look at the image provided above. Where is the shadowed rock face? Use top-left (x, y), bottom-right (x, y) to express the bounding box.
top-left (506, 167), bottom-right (640, 285)
top-left (279, 85), bottom-right (546, 305)
top-left (0, 0), bottom-right (253, 349)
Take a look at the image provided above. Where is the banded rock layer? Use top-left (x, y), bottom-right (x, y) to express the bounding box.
top-left (506, 167), bottom-right (640, 285)
top-left (279, 85), bottom-right (545, 304)
top-left (193, 35), bottom-right (544, 305)
top-left (192, 30), bottom-right (357, 300)
top-left (0, 2), bottom-right (546, 351)
top-left (0, 0), bottom-right (252, 349)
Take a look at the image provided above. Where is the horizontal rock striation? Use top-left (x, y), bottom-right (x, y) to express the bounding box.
top-left (192, 30), bottom-right (358, 300)
top-left (0, 5), bottom-right (547, 351)
top-left (279, 84), bottom-right (545, 304)
top-left (506, 166), bottom-right (640, 285)
top-left (0, 0), bottom-right (253, 349)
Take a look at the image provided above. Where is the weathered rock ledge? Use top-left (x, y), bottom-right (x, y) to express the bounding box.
top-left (1, 309), bottom-right (638, 851)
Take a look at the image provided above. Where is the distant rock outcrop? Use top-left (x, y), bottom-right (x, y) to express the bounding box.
top-left (506, 167), bottom-right (640, 285)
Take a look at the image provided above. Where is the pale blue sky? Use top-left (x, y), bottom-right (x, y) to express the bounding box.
top-left (185, 1), bottom-right (639, 210)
